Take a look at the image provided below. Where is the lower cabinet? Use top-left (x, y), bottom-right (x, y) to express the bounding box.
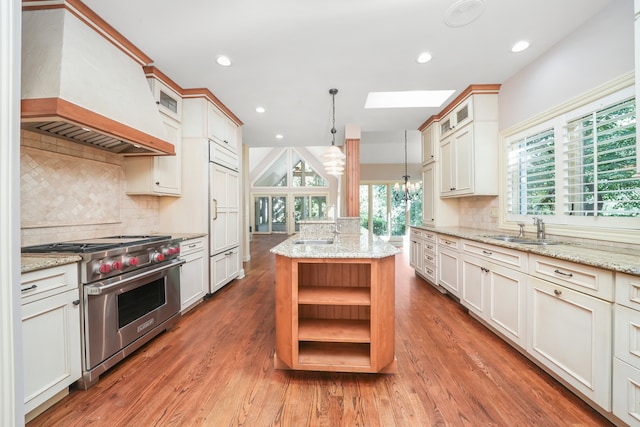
top-left (461, 254), bottom-right (527, 348)
top-left (210, 246), bottom-right (240, 293)
top-left (179, 237), bottom-right (206, 312)
top-left (527, 276), bottom-right (612, 411)
top-left (437, 236), bottom-right (460, 296)
top-left (21, 263), bottom-right (81, 421)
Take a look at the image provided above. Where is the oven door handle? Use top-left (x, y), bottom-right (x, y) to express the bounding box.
top-left (85, 259), bottom-right (185, 296)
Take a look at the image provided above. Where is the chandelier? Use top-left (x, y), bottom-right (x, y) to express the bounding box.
top-left (322, 88), bottom-right (345, 176)
top-left (394, 130), bottom-right (420, 202)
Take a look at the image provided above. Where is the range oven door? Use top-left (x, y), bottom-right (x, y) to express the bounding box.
top-left (83, 259), bottom-right (183, 371)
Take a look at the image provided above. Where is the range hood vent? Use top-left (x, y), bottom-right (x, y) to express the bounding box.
top-left (21, 0), bottom-right (174, 156)
top-left (23, 120), bottom-right (159, 155)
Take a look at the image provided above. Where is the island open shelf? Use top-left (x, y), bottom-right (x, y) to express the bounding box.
top-left (273, 253), bottom-right (396, 373)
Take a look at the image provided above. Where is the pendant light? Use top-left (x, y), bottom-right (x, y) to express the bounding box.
top-left (323, 88), bottom-right (345, 176)
top-left (394, 130), bottom-right (420, 202)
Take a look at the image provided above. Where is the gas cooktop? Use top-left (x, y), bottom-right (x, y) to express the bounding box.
top-left (21, 235), bottom-right (172, 254)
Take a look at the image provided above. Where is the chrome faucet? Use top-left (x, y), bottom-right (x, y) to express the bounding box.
top-left (532, 217), bottom-right (545, 239)
top-left (517, 222), bottom-right (525, 237)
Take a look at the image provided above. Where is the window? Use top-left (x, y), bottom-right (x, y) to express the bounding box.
top-left (564, 97), bottom-right (639, 217)
top-left (359, 182), bottom-right (422, 241)
top-left (503, 83), bottom-right (638, 236)
top-left (506, 128), bottom-right (556, 215)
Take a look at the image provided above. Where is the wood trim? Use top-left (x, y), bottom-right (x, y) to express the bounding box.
top-left (22, 0), bottom-right (153, 66)
top-left (182, 88), bottom-right (244, 126)
top-left (21, 98), bottom-right (175, 155)
top-left (143, 66), bottom-right (183, 98)
top-left (344, 138), bottom-right (360, 217)
top-left (417, 84), bottom-right (501, 131)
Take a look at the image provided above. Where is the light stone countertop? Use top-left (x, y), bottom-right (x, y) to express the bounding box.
top-left (21, 254), bottom-right (82, 274)
top-left (412, 225), bottom-right (640, 276)
top-left (171, 232), bottom-right (207, 242)
top-left (270, 231), bottom-right (400, 259)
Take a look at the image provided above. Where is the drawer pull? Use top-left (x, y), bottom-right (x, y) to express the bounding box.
top-left (426, 245), bottom-right (433, 250)
top-left (444, 241), bottom-right (452, 245)
top-left (72, 299), bottom-right (80, 306)
top-left (481, 267), bottom-right (490, 273)
top-left (554, 289), bottom-right (562, 296)
top-left (482, 250), bottom-right (493, 256)
top-left (426, 256), bottom-right (433, 261)
top-left (554, 269), bottom-right (573, 278)
top-left (21, 284), bottom-right (37, 292)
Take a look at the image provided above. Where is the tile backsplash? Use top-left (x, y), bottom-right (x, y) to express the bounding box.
top-left (20, 130), bottom-right (160, 246)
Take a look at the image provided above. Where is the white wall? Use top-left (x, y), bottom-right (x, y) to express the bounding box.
top-left (498, 0), bottom-right (634, 131)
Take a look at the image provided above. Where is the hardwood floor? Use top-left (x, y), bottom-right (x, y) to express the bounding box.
top-left (28, 234), bottom-right (613, 427)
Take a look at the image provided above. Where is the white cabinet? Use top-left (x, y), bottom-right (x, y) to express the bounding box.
top-left (210, 162), bottom-right (240, 254)
top-left (125, 108), bottom-right (182, 196)
top-left (438, 92), bottom-right (498, 198)
top-left (437, 235), bottom-right (460, 296)
top-left (21, 263), bottom-right (81, 421)
top-left (527, 275), bottom-right (612, 411)
top-left (409, 227), bottom-right (439, 288)
top-left (421, 164), bottom-right (435, 225)
top-left (409, 228), bottom-right (424, 273)
top-left (613, 272), bottom-right (640, 425)
top-left (460, 240), bottom-right (527, 348)
top-left (179, 237), bottom-right (207, 312)
top-left (210, 247), bottom-right (240, 293)
top-left (208, 102), bottom-right (238, 149)
top-left (421, 122), bottom-right (436, 164)
top-left (148, 77), bottom-right (182, 122)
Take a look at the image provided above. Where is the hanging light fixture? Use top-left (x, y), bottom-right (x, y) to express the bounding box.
top-left (394, 130), bottom-right (421, 202)
top-left (323, 88), bottom-right (345, 176)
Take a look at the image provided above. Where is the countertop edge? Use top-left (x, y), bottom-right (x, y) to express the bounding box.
top-left (411, 225), bottom-right (640, 276)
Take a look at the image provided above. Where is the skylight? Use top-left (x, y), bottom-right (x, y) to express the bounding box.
top-left (364, 90), bottom-right (455, 109)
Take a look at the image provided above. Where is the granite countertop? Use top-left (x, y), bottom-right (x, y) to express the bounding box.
top-left (171, 232), bottom-right (207, 241)
top-left (270, 231), bottom-right (400, 259)
top-left (21, 254), bottom-right (82, 274)
top-left (412, 225), bottom-right (640, 276)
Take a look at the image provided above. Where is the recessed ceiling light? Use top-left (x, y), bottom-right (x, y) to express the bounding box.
top-left (444, 0), bottom-right (486, 28)
top-left (275, 134), bottom-right (283, 139)
top-left (216, 55), bottom-right (232, 67)
top-left (364, 90), bottom-right (455, 109)
top-left (511, 41), bottom-right (530, 53)
top-left (416, 52), bottom-right (432, 64)
top-left (256, 107), bottom-right (265, 113)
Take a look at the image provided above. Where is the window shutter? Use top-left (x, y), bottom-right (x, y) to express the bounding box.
top-left (506, 128), bottom-right (556, 215)
top-left (564, 97), bottom-right (639, 217)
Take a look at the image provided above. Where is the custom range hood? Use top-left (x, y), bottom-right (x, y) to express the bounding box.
top-left (21, 0), bottom-right (174, 155)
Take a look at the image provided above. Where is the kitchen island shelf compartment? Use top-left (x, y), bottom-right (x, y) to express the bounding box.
top-left (274, 255), bottom-right (396, 373)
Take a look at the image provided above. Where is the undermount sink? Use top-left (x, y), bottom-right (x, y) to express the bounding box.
top-left (294, 239), bottom-right (334, 245)
top-left (485, 235), bottom-right (563, 245)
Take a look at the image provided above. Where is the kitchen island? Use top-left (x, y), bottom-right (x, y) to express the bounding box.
top-left (270, 231), bottom-right (399, 373)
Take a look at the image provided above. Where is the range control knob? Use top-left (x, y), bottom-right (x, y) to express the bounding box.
top-left (97, 263), bottom-right (111, 274)
top-left (152, 252), bottom-right (165, 263)
top-left (123, 256), bottom-right (139, 267)
top-left (111, 261), bottom-right (123, 271)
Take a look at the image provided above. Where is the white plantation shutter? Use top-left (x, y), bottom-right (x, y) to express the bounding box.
top-left (506, 128), bottom-right (556, 215)
top-left (564, 97), bottom-right (639, 217)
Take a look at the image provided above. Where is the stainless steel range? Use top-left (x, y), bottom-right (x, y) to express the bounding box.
top-left (22, 235), bottom-right (184, 389)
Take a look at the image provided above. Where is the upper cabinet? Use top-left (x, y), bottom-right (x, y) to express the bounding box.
top-left (208, 103), bottom-right (238, 152)
top-left (124, 70), bottom-right (183, 196)
top-left (437, 87), bottom-right (499, 198)
top-left (421, 122), bottom-right (437, 165)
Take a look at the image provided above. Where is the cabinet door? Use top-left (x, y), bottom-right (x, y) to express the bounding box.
top-left (461, 255), bottom-right (485, 316)
top-left (180, 249), bottom-right (206, 311)
top-left (440, 136), bottom-right (454, 195)
top-left (527, 276), bottom-right (612, 410)
top-left (451, 124), bottom-right (473, 195)
top-left (210, 252), bottom-right (228, 293)
top-left (421, 125), bottom-right (436, 164)
top-left (486, 263), bottom-right (527, 348)
top-left (421, 164), bottom-right (434, 224)
top-left (210, 164), bottom-right (240, 253)
top-left (438, 247), bottom-right (460, 296)
top-left (409, 236), bottom-right (423, 272)
top-left (22, 289), bottom-right (81, 413)
top-left (154, 116), bottom-right (182, 194)
top-left (207, 103), bottom-right (226, 143)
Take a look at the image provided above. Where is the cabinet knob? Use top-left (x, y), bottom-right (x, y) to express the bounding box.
top-left (72, 299), bottom-right (80, 305)
top-left (155, 181), bottom-right (160, 185)
top-left (553, 289), bottom-right (562, 296)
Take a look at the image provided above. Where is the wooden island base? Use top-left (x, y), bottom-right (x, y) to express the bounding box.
top-left (274, 254), bottom-right (397, 374)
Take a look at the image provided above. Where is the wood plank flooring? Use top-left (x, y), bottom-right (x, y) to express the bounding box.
top-left (28, 234), bottom-right (614, 426)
